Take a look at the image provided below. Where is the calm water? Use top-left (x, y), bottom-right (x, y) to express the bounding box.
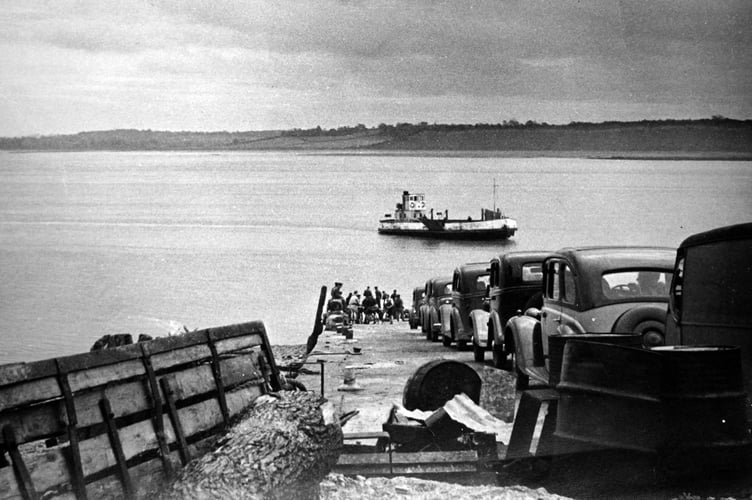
top-left (1, 151), bottom-right (750, 364)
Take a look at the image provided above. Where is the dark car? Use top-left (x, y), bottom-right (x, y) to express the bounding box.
top-left (439, 262), bottom-right (490, 350)
top-left (409, 286), bottom-right (426, 329)
top-left (420, 276), bottom-right (453, 341)
top-left (487, 251), bottom-right (550, 367)
top-left (664, 222), bottom-right (752, 422)
top-left (506, 246), bottom-right (675, 388)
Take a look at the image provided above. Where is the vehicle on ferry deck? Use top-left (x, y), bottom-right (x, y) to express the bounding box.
top-left (506, 246), bottom-right (675, 389)
top-left (484, 251), bottom-right (550, 367)
top-left (420, 276), bottom-right (453, 342)
top-left (439, 262), bottom-right (490, 351)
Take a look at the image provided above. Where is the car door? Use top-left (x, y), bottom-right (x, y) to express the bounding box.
top-left (540, 259), bottom-right (564, 359)
top-left (557, 262), bottom-right (586, 334)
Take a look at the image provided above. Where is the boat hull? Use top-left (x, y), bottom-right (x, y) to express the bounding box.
top-left (378, 219), bottom-right (517, 240)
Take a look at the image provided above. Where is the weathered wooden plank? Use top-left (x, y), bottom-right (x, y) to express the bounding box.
top-left (98, 398), bottom-right (134, 498)
top-left (336, 454), bottom-right (391, 465)
top-left (390, 450), bottom-right (478, 464)
top-left (149, 344), bottom-right (211, 372)
top-left (0, 353), bottom-right (264, 446)
top-left (84, 433), bottom-right (221, 500)
top-left (0, 383), bottom-right (264, 500)
top-left (213, 334), bottom-right (265, 355)
top-left (0, 321), bottom-right (268, 389)
top-left (0, 446), bottom-right (70, 500)
top-left (0, 377), bottom-right (61, 413)
top-left (174, 384), bottom-right (262, 438)
top-left (0, 360), bottom-right (57, 387)
top-left (1, 426), bottom-right (39, 500)
top-left (67, 359), bottom-right (146, 395)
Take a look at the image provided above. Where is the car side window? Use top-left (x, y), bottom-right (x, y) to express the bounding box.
top-left (476, 274), bottom-right (490, 291)
top-left (522, 263), bottom-right (543, 282)
top-left (490, 261), bottom-right (500, 287)
top-left (547, 261), bottom-right (561, 301)
top-left (562, 264), bottom-right (576, 305)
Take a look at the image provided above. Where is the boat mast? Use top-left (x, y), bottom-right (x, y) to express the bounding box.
top-left (493, 178), bottom-right (498, 212)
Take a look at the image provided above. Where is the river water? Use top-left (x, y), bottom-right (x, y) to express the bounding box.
top-left (0, 151), bottom-right (750, 364)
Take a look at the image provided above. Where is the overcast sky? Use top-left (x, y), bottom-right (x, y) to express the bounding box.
top-left (1, 0), bottom-right (750, 136)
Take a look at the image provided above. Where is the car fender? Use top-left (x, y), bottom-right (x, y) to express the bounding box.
top-left (470, 309), bottom-right (490, 347)
top-left (452, 307), bottom-right (470, 341)
top-left (430, 307), bottom-right (441, 334)
top-left (489, 310), bottom-right (503, 347)
top-left (612, 303), bottom-right (668, 347)
top-left (439, 303), bottom-right (453, 338)
top-left (506, 314), bottom-right (540, 378)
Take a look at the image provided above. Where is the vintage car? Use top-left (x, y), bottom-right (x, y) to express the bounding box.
top-left (506, 246), bottom-right (675, 389)
top-left (482, 251), bottom-right (550, 366)
top-left (439, 262), bottom-right (490, 350)
top-left (420, 276), bottom-right (453, 341)
top-left (409, 286), bottom-right (426, 329)
top-left (664, 222), bottom-right (752, 422)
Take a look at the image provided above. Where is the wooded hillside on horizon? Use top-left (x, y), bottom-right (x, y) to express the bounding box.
top-left (1, 118), bottom-right (751, 156)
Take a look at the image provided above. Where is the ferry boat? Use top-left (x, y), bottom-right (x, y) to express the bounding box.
top-left (378, 190), bottom-right (517, 240)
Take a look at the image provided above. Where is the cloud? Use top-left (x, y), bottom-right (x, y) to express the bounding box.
top-left (0, 0), bottom-right (750, 135)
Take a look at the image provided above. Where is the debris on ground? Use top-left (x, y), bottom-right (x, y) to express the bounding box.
top-left (320, 473), bottom-right (572, 500)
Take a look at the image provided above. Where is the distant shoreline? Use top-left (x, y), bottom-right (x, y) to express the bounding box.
top-left (2, 149), bottom-right (751, 161)
top-left (2, 119), bottom-right (751, 157)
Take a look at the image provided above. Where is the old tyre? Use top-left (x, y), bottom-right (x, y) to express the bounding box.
top-left (612, 304), bottom-right (667, 347)
top-left (403, 359), bottom-right (482, 411)
top-left (473, 340), bottom-right (485, 362)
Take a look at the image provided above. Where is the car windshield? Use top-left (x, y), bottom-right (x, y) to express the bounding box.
top-left (601, 270), bottom-right (670, 300)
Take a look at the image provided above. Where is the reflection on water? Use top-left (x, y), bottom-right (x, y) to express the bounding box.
top-left (0, 151), bottom-right (750, 363)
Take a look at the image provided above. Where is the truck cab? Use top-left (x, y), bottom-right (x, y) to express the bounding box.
top-left (665, 222), bottom-right (752, 422)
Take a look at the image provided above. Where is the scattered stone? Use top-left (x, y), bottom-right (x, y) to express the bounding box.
top-left (319, 473), bottom-right (573, 500)
top-left (160, 391), bottom-right (343, 500)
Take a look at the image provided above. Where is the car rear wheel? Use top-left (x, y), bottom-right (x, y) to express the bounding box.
top-left (473, 340), bottom-right (485, 362)
top-left (612, 304), bottom-right (667, 347)
top-left (515, 365), bottom-right (529, 391)
top-left (492, 342), bottom-right (506, 369)
top-left (442, 333), bottom-right (452, 347)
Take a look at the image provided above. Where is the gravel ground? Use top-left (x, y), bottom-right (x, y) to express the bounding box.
top-left (320, 473), bottom-right (571, 500)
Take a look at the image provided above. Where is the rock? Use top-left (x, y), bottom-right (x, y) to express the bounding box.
top-left (160, 391), bottom-right (343, 500)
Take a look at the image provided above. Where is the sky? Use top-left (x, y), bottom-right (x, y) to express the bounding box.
top-left (0, 0), bottom-right (750, 137)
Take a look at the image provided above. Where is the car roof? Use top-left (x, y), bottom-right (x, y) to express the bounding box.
top-left (679, 222), bottom-right (752, 249)
top-left (430, 276), bottom-right (452, 286)
top-left (454, 261), bottom-right (489, 277)
top-left (550, 246), bottom-right (676, 273)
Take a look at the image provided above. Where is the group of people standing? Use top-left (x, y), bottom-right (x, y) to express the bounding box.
top-left (327, 283), bottom-right (404, 324)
